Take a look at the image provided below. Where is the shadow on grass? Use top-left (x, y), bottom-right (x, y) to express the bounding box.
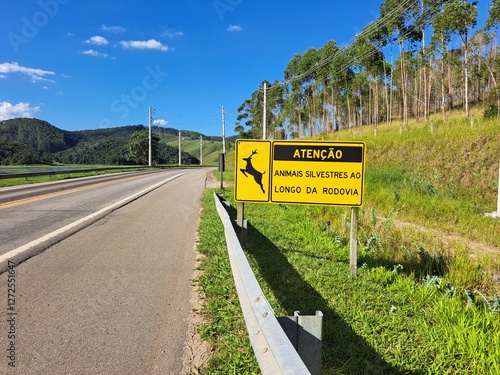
top-left (222, 201), bottom-right (423, 375)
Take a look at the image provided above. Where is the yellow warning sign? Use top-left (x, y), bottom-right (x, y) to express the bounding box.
top-left (234, 140), bottom-right (271, 202)
top-left (271, 141), bottom-right (365, 206)
top-left (234, 140), bottom-right (365, 206)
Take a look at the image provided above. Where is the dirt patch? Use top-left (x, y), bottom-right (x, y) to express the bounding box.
top-left (392, 219), bottom-right (500, 285)
top-left (393, 219), bottom-right (500, 258)
top-left (205, 170), bottom-right (232, 189)
top-left (181, 264), bottom-right (210, 374)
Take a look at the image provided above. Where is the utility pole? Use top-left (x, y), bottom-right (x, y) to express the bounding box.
top-left (263, 82), bottom-right (267, 140)
top-left (200, 135), bottom-right (203, 166)
top-left (178, 130), bottom-right (181, 166)
top-left (148, 106), bottom-right (152, 167)
top-left (222, 105), bottom-right (226, 154)
top-left (221, 105), bottom-right (225, 189)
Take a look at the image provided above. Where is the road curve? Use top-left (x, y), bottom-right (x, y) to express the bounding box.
top-left (0, 168), bottom-right (208, 374)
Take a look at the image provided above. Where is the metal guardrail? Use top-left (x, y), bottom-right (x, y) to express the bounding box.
top-left (0, 166), bottom-right (147, 180)
top-left (214, 192), bottom-right (315, 375)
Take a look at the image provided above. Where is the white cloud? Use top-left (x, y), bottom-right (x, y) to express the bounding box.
top-left (0, 101), bottom-right (40, 121)
top-left (82, 49), bottom-right (115, 60)
top-left (0, 74), bottom-right (6, 79)
top-left (227, 24), bottom-right (243, 32)
top-left (0, 62), bottom-right (55, 83)
top-left (100, 24), bottom-right (127, 33)
top-left (85, 36), bottom-right (109, 45)
top-left (162, 30), bottom-right (184, 38)
top-left (120, 39), bottom-right (168, 51)
top-left (153, 119), bottom-right (168, 126)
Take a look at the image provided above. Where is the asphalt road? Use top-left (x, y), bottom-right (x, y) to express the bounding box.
top-left (0, 170), bottom-right (187, 256)
top-left (0, 168), bottom-right (208, 374)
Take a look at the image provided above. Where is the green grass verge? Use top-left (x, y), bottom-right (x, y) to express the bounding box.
top-left (194, 189), bottom-right (260, 374)
top-left (196, 187), bottom-right (500, 374)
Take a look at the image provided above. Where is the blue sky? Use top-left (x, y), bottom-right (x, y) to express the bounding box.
top-left (0, 0), bottom-right (492, 136)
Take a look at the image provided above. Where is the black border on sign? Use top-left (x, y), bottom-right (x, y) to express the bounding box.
top-left (270, 141), bottom-right (366, 207)
top-left (234, 139), bottom-right (272, 203)
top-left (234, 140), bottom-right (366, 207)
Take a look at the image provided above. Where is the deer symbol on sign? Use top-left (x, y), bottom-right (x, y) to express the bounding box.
top-left (240, 149), bottom-right (266, 194)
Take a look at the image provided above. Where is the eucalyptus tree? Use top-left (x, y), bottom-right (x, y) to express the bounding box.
top-left (430, 0), bottom-right (454, 120)
top-left (328, 43), bottom-right (356, 130)
top-left (484, 0), bottom-right (500, 116)
top-left (469, 30), bottom-right (496, 96)
top-left (298, 47), bottom-right (320, 137)
top-left (235, 79), bottom-right (286, 139)
top-left (284, 53), bottom-right (304, 138)
top-left (416, 0), bottom-right (448, 121)
top-left (266, 80), bottom-right (286, 139)
top-left (379, 0), bottom-right (422, 125)
top-left (349, 30), bottom-right (387, 132)
top-left (469, 29), bottom-right (499, 114)
top-left (234, 82), bottom-right (269, 139)
top-left (486, 0), bottom-right (500, 29)
top-left (234, 99), bottom-right (254, 138)
top-left (434, 0), bottom-right (478, 116)
top-left (317, 40), bottom-right (339, 134)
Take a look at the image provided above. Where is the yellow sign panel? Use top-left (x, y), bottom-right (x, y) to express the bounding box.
top-left (234, 140), bottom-right (271, 202)
top-left (234, 140), bottom-right (365, 206)
top-left (271, 141), bottom-right (365, 206)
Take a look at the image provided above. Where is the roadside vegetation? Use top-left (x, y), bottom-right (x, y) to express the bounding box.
top-left (194, 109), bottom-right (500, 374)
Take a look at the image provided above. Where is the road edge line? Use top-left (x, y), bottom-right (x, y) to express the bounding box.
top-left (0, 172), bottom-right (187, 273)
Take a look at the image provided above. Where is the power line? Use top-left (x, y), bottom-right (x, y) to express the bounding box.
top-left (258, 0), bottom-right (421, 92)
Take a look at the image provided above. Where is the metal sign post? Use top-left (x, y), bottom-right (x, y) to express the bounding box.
top-left (234, 139), bottom-right (366, 276)
top-left (350, 207), bottom-right (359, 277)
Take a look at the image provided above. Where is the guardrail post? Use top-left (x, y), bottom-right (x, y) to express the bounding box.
top-left (278, 311), bottom-right (323, 375)
top-left (236, 202), bottom-right (247, 242)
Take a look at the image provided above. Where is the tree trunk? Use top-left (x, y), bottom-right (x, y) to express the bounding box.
top-left (399, 40), bottom-right (409, 126)
top-left (383, 61), bottom-right (390, 124)
top-left (447, 57), bottom-right (453, 111)
top-left (441, 36), bottom-right (446, 120)
top-left (297, 107), bottom-right (302, 139)
top-left (374, 78), bottom-right (379, 136)
top-left (464, 33), bottom-right (469, 116)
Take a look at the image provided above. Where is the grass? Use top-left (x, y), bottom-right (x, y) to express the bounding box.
top-left (193, 189), bottom-right (259, 374)
top-left (161, 134), bottom-right (229, 166)
top-left (195, 187), bottom-right (500, 374)
top-left (324, 110), bottom-right (500, 295)
top-left (194, 108), bottom-right (500, 374)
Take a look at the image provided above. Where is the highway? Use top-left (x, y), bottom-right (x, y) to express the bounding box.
top-left (0, 169), bottom-right (208, 374)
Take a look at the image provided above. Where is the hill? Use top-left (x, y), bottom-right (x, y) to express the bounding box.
top-left (160, 132), bottom-right (234, 165)
top-left (0, 118), bottom-right (229, 166)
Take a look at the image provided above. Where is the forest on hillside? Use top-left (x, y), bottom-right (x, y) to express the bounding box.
top-left (0, 118), bottom-right (202, 165)
top-left (236, 0), bottom-right (500, 139)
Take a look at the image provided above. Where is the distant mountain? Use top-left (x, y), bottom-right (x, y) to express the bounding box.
top-left (0, 118), bottom-right (75, 153)
top-left (0, 118), bottom-right (226, 165)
